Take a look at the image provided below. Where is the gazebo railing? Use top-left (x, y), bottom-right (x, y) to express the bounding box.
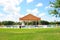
top-left (0, 25), bottom-right (60, 28)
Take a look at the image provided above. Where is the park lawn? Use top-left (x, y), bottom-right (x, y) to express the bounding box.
top-left (0, 28), bottom-right (60, 40)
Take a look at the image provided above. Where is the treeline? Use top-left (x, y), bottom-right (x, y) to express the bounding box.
top-left (0, 21), bottom-right (21, 25)
top-left (0, 20), bottom-right (60, 25)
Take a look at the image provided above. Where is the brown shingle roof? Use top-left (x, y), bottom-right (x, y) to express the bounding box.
top-left (19, 14), bottom-right (41, 21)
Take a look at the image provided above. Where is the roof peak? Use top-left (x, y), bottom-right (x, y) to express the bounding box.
top-left (19, 13), bottom-right (41, 21)
top-left (27, 14), bottom-right (33, 15)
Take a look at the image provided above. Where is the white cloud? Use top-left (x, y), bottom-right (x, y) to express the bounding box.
top-left (0, 13), bottom-right (24, 22)
top-left (1, 0), bottom-right (21, 13)
top-left (36, 3), bottom-right (43, 7)
top-left (45, 4), bottom-right (54, 9)
top-left (38, 13), bottom-right (45, 17)
top-left (38, 13), bottom-right (54, 22)
top-left (0, 0), bottom-right (23, 22)
top-left (38, 13), bottom-right (48, 20)
top-left (0, 13), bottom-right (4, 16)
top-left (3, 14), bottom-right (23, 22)
top-left (32, 8), bottom-right (39, 14)
top-left (27, 0), bottom-right (33, 3)
top-left (45, 6), bottom-right (51, 9)
top-left (26, 8), bottom-right (39, 16)
top-left (0, 0), bottom-right (23, 5)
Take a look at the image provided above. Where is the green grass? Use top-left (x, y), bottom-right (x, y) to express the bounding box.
top-left (0, 28), bottom-right (60, 40)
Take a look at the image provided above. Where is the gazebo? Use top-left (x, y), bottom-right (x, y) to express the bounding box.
top-left (19, 14), bottom-right (41, 25)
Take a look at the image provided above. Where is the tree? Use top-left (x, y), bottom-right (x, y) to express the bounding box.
top-left (40, 20), bottom-right (49, 25)
top-left (49, 0), bottom-right (60, 27)
top-left (16, 22), bottom-right (22, 25)
top-left (49, 0), bottom-right (60, 17)
top-left (0, 22), bottom-right (2, 25)
top-left (2, 21), bottom-right (15, 25)
top-left (49, 9), bottom-right (59, 17)
top-left (50, 0), bottom-right (60, 8)
top-left (56, 22), bottom-right (60, 24)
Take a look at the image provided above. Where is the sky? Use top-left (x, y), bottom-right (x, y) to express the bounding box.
top-left (0, 0), bottom-right (60, 22)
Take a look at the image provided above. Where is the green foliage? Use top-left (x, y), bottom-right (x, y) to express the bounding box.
top-left (24, 21), bottom-right (39, 25)
top-left (24, 21), bottom-right (34, 25)
top-left (50, 0), bottom-right (60, 8)
top-left (49, 21), bottom-right (60, 25)
top-left (0, 21), bottom-right (60, 25)
top-left (32, 21), bottom-right (38, 25)
top-left (2, 21), bottom-right (15, 25)
top-left (24, 20), bottom-right (50, 25)
top-left (28, 22), bottom-right (33, 25)
top-left (0, 22), bottom-right (2, 25)
top-left (16, 22), bottom-right (22, 25)
top-left (56, 22), bottom-right (60, 24)
top-left (49, 0), bottom-right (60, 17)
top-left (0, 21), bottom-right (22, 25)
top-left (40, 20), bottom-right (50, 25)
top-left (50, 22), bottom-right (56, 24)
top-left (49, 9), bottom-right (59, 17)
top-left (24, 22), bottom-right (27, 25)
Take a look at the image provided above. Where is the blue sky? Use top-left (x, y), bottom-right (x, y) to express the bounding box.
top-left (0, 0), bottom-right (60, 22)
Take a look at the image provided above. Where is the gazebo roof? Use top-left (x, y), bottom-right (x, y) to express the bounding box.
top-left (19, 14), bottom-right (41, 21)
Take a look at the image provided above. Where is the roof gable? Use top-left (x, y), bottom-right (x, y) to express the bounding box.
top-left (19, 14), bottom-right (41, 21)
